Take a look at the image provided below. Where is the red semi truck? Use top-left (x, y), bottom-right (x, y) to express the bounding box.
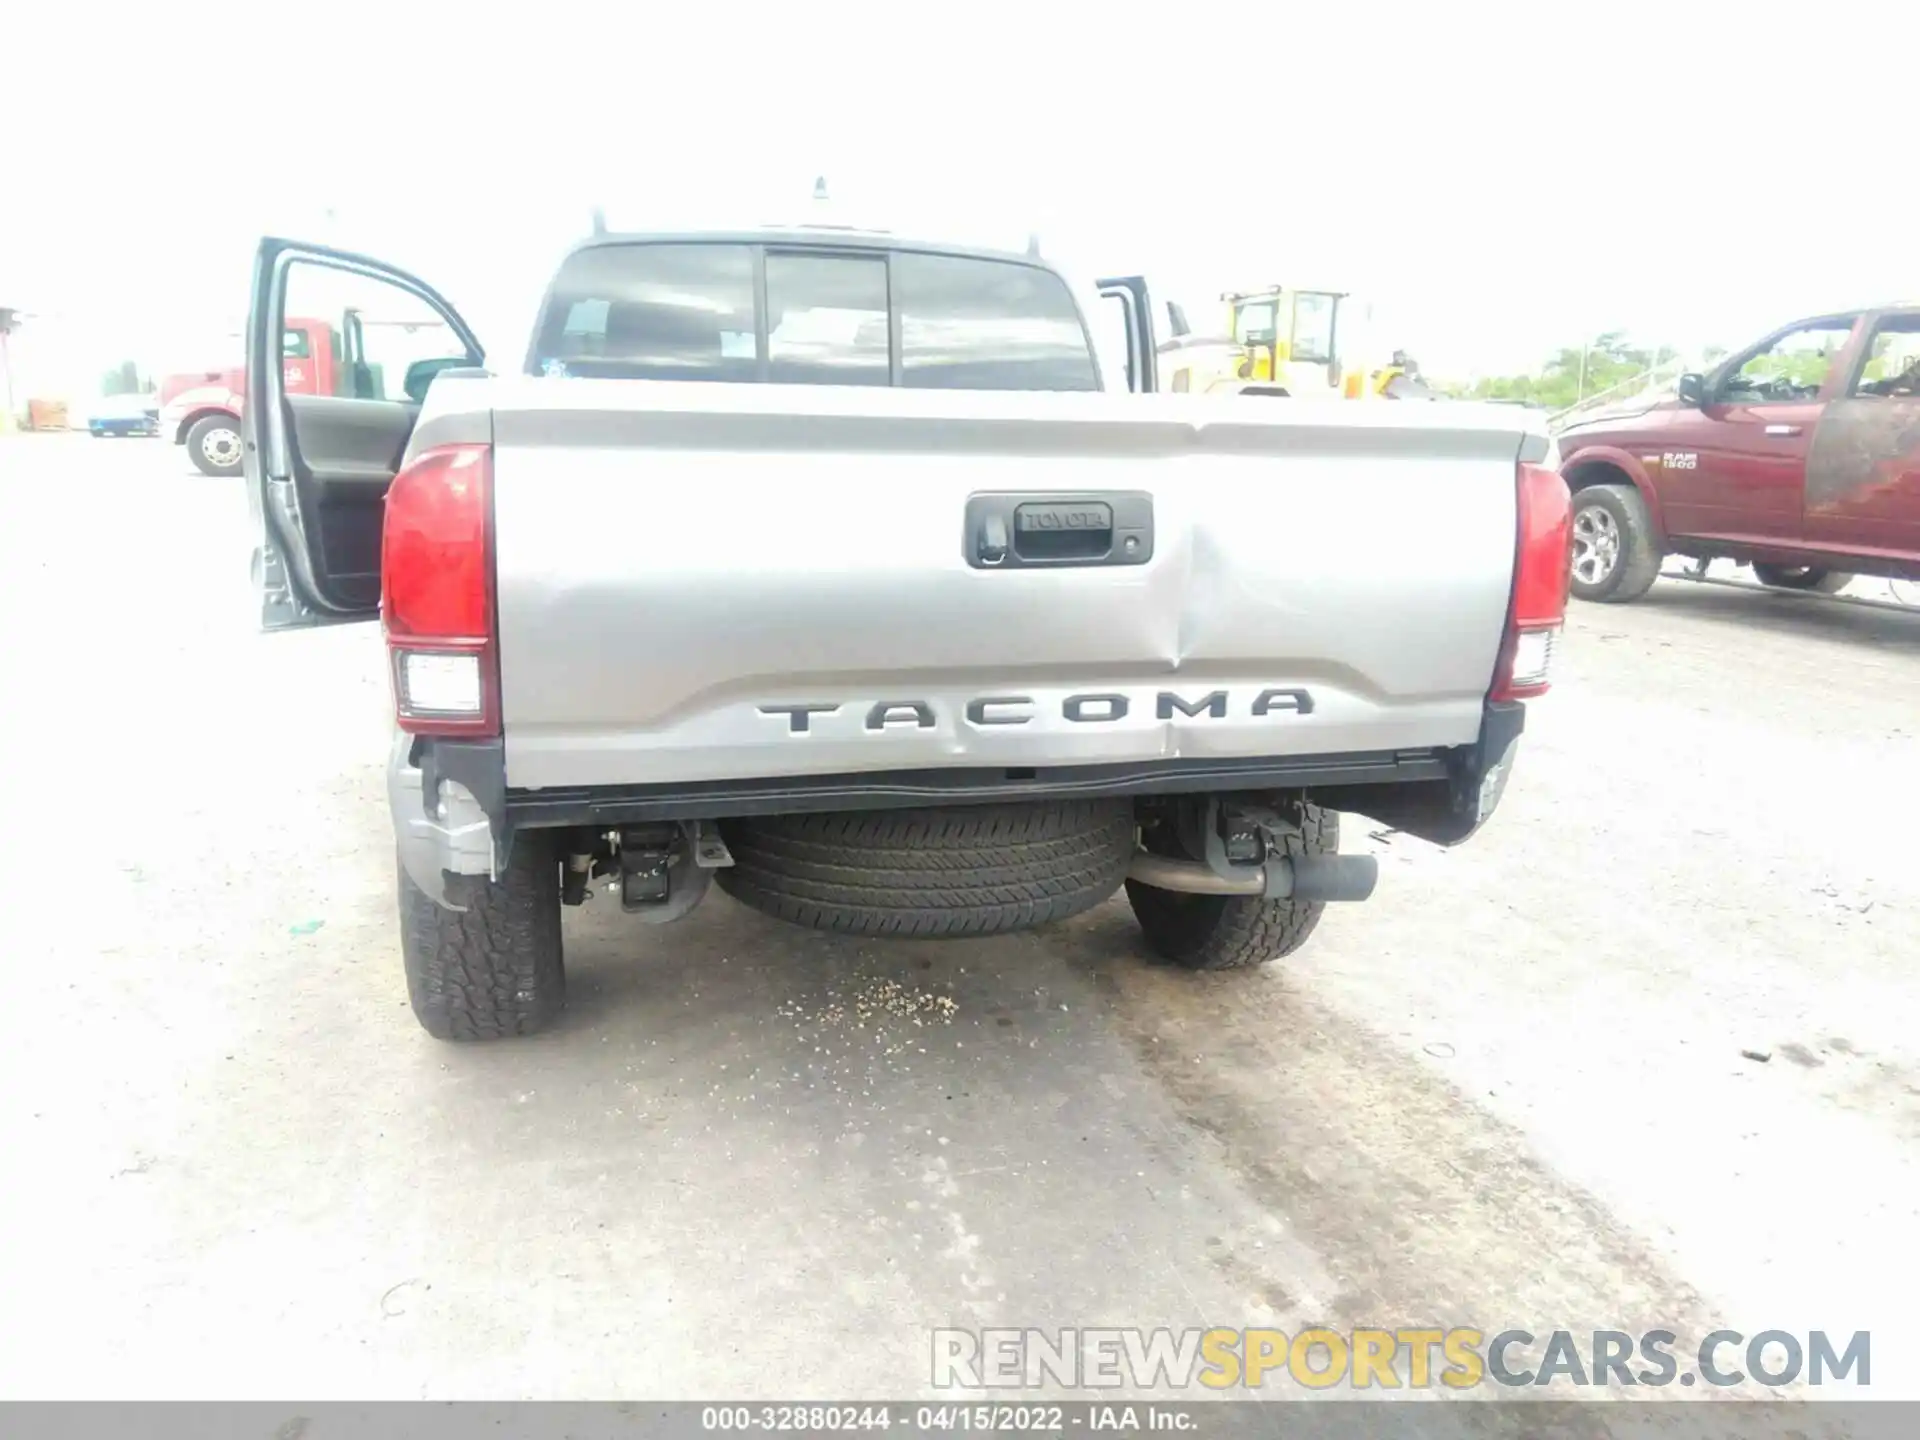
top-left (159, 315), bottom-right (351, 475)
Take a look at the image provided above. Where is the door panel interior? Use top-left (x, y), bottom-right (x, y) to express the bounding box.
top-left (285, 394), bottom-right (419, 609)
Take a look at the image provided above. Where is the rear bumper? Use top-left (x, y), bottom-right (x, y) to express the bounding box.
top-left (388, 704), bottom-right (1526, 906)
top-left (503, 748), bottom-right (1455, 827)
top-left (387, 731), bottom-right (504, 908)
top-left (1310, 700), bottom-right (1525, 846)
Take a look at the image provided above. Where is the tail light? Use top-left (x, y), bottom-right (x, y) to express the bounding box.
top-left (1491, 460), bottom-right (1573, 701)
top-left (381, 443), bottom-right (498, 736)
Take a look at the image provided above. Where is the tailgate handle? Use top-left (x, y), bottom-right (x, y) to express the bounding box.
top-left (978, 513), bottom-right (1010, 566)
top-left (964, 492), bottom-right (1154, 570)
top-left (1015, 502), bottom-right (1112, 560)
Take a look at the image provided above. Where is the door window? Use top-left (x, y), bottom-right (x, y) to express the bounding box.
top-left (1290, 292), bottom-right (1339, 364)
top-left (283, 262), bottom-right (469, 401)
top-left (1721, 320), bottom-right (1855, 403)
top-left (1851, 315), bottom-right (1920, 398)
top-left (1233, 300), bottom-right (1278, 346)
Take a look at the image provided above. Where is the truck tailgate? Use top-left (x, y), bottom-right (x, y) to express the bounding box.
top-left (487, 380), bottom-right (1526, 791)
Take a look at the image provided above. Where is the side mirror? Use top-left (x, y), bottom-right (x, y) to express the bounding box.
top-left (403, 356), bottom-right (470, 405)
top-left (1675, 373), bottom-right (1707, 407)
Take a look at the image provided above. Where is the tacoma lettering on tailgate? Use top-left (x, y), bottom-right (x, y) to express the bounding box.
top-left (758, 689), bottom-right (1316, 734)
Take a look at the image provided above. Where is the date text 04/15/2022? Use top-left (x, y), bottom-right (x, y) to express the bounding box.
top-left (700, 1405), bottom-right (1197, 1432)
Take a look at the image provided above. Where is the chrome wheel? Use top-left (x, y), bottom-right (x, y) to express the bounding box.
top-left (1572, 503), bottom-right (1620, 587)
top-left (201, 426), bottom-right (241, 470)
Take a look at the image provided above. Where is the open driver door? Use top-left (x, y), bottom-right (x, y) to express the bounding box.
top-left (245, 237), bottom-right (485, 632)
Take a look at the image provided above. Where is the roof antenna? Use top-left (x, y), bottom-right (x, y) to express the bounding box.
top-left (813, 176), bottom-right (830, 205)
top-left (1026, 232), bottom-right (1042, 257)
top-left (590, 205), bottom-right (607, 236)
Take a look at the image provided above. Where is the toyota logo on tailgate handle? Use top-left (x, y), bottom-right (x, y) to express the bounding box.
top-left (962, 493), bottom-right (1154, 570)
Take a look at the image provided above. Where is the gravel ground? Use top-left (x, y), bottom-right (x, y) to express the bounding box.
top-left (0, 434), bottom-right (1913, 1407)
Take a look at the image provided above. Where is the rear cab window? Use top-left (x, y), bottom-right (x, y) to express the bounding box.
top-left (767, 252), bottom-right (890, 386)
top-left (534, 244), bottom-right (757, 381)
top-left (528, 239), bottom-right (1100, 391)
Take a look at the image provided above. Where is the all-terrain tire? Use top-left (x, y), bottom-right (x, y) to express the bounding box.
top-left (716, 801), bottom-right (1135, 938)
top-left (1752, 563), bottom-right (1853, 594)
top-left (1126, 803), bottom-right (1338, 970)
top-left (398, 832), bottom-right (564, 1041)
top-left (185, 413), bottom-right (243, 477)
top-left (1570, 481), bottom-right (1662, 603)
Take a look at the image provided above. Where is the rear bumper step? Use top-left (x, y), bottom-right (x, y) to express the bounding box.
top-left (503, 750), bottom-right (1452, 827)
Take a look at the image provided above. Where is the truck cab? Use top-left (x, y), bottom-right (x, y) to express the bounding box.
top-left (1558, 304), bottom-right (1920, 601)
top-left (1227, 286), bottom-right (1346, 394)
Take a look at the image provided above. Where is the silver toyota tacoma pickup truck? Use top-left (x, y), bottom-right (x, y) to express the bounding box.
top-left (244, 229), bottom-right (1572, 1041)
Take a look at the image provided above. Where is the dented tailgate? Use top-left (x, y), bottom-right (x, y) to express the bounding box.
top-left (486, 378), bottom-right (1528, 791)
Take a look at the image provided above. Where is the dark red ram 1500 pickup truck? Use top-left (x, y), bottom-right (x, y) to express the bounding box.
top-left (1558, 303), bottom-right (1920, 601)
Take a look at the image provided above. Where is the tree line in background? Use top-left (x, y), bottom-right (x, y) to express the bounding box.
top-left (1445, 333), bottom-right (1728, 411)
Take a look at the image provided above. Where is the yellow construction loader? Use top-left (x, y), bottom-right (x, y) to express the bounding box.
top-left (1157, 285), bottom-right (1432, 400)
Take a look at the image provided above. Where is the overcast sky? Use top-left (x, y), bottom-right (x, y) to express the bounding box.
top-left (2, 3), bottom-right (1907, 394)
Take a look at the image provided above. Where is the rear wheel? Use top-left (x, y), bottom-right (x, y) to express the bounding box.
top-left (398, 832), bottom-right (565, 1041)
top-left (1752, 563), bottom-right (1852, 594)
top-left (1569, 482), bottom-right (1662, 603)
top-left (1126, 802), bottom-right (1337, 970)
top-left (185, 414), bottom-right (243, 476)
top-left (717, 801), bottom-right (1134, 938)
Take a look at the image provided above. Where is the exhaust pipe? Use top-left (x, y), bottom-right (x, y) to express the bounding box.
top-left (1127, 852), bottom-right (1378, 903)
top-left (1128, 853), bottom-right (1264, 895)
